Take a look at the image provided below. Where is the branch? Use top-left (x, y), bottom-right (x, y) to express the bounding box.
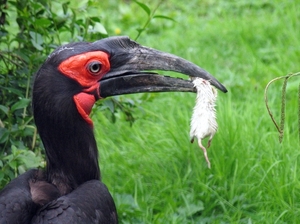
top-left (264, 72), bottom-right (300, 142)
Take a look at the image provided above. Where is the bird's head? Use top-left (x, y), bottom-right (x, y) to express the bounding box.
top-left (32, 36), bottom-right (227, 191)
top-left (33, 36), bottom-right (226, 127)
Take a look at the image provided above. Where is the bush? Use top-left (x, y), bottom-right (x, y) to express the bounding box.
top-left (0, 0), bottom-right (109, 187)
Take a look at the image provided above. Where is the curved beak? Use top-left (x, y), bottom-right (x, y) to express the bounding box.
top-left (94, 37), bottom-right (227, 98)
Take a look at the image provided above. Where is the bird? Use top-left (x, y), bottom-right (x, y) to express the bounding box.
top-left (0, 36), bottom-right (227, 223)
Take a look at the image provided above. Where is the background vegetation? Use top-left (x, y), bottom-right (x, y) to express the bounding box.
top-left (0, 0), bottom-right (299, 223)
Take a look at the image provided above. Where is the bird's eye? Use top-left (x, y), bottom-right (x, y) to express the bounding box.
top-left (88, 61), bottom-right (102, 74)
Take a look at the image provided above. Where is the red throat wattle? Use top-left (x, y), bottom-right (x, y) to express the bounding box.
top-left (73, 92), bottom-right (96, 126)
top-left (58, 51), bottom-right (110, 125)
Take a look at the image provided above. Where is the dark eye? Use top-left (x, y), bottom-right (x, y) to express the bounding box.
top-left (88, 61), bottom-right (102, 74)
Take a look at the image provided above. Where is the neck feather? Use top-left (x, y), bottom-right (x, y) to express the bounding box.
top-left (33, 71), bottom-right (100, 195)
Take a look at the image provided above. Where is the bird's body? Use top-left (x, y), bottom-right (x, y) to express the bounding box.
top-left (0, 169), bottom-right (46, 224)
top-left (32, 180), bottom-right (117, 224)
top-left (0, 170), bottom-right (116, 224)
top-left (0, 36), bottom-right (226, 223)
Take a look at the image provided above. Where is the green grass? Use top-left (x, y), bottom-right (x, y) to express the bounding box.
top-left (92, 0), bottom-right (300, 223)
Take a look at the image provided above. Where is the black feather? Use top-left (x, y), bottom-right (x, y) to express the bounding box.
top-left (0, 169), bottom-right (59, 224)
top-left (32, 180), bottom-right (117, 224)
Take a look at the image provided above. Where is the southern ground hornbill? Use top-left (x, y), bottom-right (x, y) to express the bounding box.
top-left (0, 36), bottom-right (227, 223)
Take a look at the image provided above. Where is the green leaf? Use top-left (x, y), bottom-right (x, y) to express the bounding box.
top-left (18, 150), bottom-right (42, 168)
top-left (62, 2), bottom-right (69, 15)
top-left (29, 31), bottom-right (44, 50)
top-left (153, 15), bottom-right (176, 22)
top-left (0, 172), bottom-right (4, 181)
top-left (11, 98), bottom-right (31, 112)
top-left (93, 22), bottom-right (107, 35)
top-left (102, 100), bottom-right (115, 113)
top-left (0, 105), bottom-right (9, 115)
top-left (8, 160), bottom-right (17, 170)
top-left (90, 17), bottom-right (101, 23)
top-left (136, 28), bottom-right (145, 33)
top-left (0, 128), bottom-right (9, 144)
top-left (30, 2), bottom-right (44, 11)
top-left (134, 1), bottom-right (151, 16)
top-left (33, 18), bottom-right (52, 27)
top-left (18, 165), bottom-right (26, 174)
top-left (1, 87), bottom-right (23, 97)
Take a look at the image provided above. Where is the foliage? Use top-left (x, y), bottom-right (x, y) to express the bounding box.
top-left (0, 0), bottom-right (111, 186)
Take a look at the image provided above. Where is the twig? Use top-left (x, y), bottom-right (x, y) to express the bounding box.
top-left (279, 76), bottom-right (288, 142)
top-left (264, 72), bottom-right (300, 142)
top-left (264, 76), bottom-right (284, 134)
top-left (298, 84), bottom-right (300, 143)
top-left (134, 0), bottom-right (164, 41)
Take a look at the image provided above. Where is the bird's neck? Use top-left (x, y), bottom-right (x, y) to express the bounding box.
top-left (43, 119), bottom-right (100, 195)
top-left (32, 68), bottom-right (103, 195)
top-left (48, 128), bottom-right (100, 195)
top-left (33, 93), bottom-right (100, 195)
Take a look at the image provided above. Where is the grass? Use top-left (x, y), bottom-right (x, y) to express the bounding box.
top-left (87, 0), bottom-right (300, 223)
top-left (91, 0), bottom-right (300, 223)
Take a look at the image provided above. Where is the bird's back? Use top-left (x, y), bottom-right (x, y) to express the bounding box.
top-left (0, 169), bottom-right (59, 224)
top-left (32, 180), bottom-right (118, 224)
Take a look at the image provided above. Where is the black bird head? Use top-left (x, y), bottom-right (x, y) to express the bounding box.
top-left (32, 36), bottom-right (227, 194)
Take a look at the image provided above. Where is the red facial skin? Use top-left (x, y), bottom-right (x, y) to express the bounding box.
top-left (58, 51), bottom-right (110, 125)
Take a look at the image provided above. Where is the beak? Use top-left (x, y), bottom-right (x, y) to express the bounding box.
top-left (94, 37), bottom-right (227, 98)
